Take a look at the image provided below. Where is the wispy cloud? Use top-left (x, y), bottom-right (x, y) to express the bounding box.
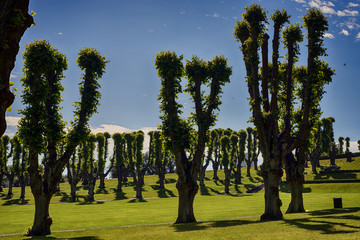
top-left (337, 9), bottom-right (359, 17)
top-left (180, 10), bottom-right (186, 15)
top-left (324, 33), bottom-right (335, 39)
top-left (294, 0), bottom-right (306, 3)
top-left (206, 13), bottom-right (220, 18)
top-left (340, 29), bottom-right (350, 36)
top-left (10, 73), bottom-right (17, 79)
top-left (340, 18), bottom-right (360, 29)
top-left (348, 2), bottom-right (360, 8)
top-left (57, 32), bottom-right (63, 35)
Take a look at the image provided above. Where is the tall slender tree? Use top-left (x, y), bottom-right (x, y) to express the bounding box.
top-left (155, 51), bottom-right (231, 223)
top-left (112, 133), bottom-right (126, 192)
top-left (18, 41), bottom-right (107, 236)
top-left (338, 136), bottom-right (344, 154)
top-left (221, 135), bottom-right (231, 194)
top-left (67, 147), bottom-right (82, 202)
top-left (0, 0), bottom-right (33, 137)
top-left (98, 132), bottom-right (112, 189)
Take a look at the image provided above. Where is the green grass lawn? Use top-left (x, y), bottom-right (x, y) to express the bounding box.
top-left (0, 157), bottom-right (359, 239)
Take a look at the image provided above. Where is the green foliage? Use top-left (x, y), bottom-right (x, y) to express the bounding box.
top-left (135, 131), bottom-right (144, 168)
top-left (242, 3), bottom-right (267, 36)
top-left (338, 137), bottom-right (344, 154)
top-left (246, 127), bottom-right (253, 160)
top-left (112, 133), bottom-right (125, 167)
top-left (96, 133), bottom-right (105, 173)
top-left (220, 136), bottom-right (230, 167)
top-left (270, 9), bottom-right (290, 27)
top-left (282, 24), bottom-right (303, 56)
top-left (238, 130), bottom-right (247, 164)
top-left (18, 40), bottom-right (67, 153)
top-left (345, 137), bottom-right (350, 153)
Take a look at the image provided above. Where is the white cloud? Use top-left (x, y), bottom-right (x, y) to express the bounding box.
top-left (296, 8), bottom-right (303, 12)
top-left (180, 10), bottom-right (186, 15)
top-left (340, 29), bottom-right (349, 35)
top-left (206, 13), bottom-right (220, 18)
top-left (348, 2), bottom-right (360, 7)
top-left (356, 32), bottom-right (360, 40)
top-left (10, 73), bottom-right (17, 79)
top-left (5, 116), bottom-right (21, 127)
top-left (294, 0), bottom-right (306, 3)
top-left (324, 33), bottom-right (335, 38)
top-left (337, 9), bottom-right (359, 17)
top-left (57, 32), bottom-right (63, 35)
top-left (340, 18), bottom-right (360, 30)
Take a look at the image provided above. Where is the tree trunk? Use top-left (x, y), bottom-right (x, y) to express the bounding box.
top-left (116, 166), bottom-right (123, 192)
top-left (224, 167), bottom-right (230, 194)
top-left (136, 169), bottom-right (143, 199)
top-left (158, 167), bottom-right (165, 189)
top-left (0, 173), bottom-right (3, 192)
top-left (87, 174), bottom-right (96, 202)
top-left (311, 157), bottom-right (318, 174)
top-left (234, 163), bottom-right (241, 184)
top-left (99, 173), bottom-right (106, 189)
top-left (7, 173), bottom-right (14, 197)
top-left (346, 152), bottom-right (352, 163)
top-left (199, 161), bottom-right (209, 187)
top-left (20, 174), bottom-right (26, 199)
top-left (175, 179), bottom-right (198, 223)
top-left (212, 161), bottom-right (219, 180)
top-left (260, 155), bottom-right (283, 221)
top-left (26, 193), bottom-right (52, 236)
top-left (70, 181), bottom-right (77, 202)
top-left (284, 153), bottom-right (305, 213)
top-left (254, 158), bottom-right (258, 170)
top-left (246, 160), bottom-right (251, 177)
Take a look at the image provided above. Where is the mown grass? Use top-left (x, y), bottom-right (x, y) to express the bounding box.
top-left (0, 157), bottom-right (359, 239)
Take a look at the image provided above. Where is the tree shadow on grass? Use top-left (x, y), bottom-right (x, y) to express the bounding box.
top-left (234, 184), bottom-right (242, 194)
top-left (207, 187), bottom-right (221, 195)
top-left (111, 188), bottom-right (128, 200)
top-left (173, 219), bottom-right (259, 232)
top-left (209, 219), bottom-right (258, 228)
top-left (127, 198), bottom-right (148, 203)
top-left (283, 207), bottom-right (360, 235)
top-left (96, 188), bottom-right (109, 194)
top-left (200, 185), bottom-right (210, 195)
top-left (279, 183), bottom-right (311, 193)
top-left (2, 198), bottom-right (29, 206)
top-left (172, 222), bottom-right (208, 232)
top-left (27, 236), bottom-right (101, 240)
top-left (150, 185), bottom-right (176, 198)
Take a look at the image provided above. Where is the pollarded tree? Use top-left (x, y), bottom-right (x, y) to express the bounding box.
top-left (199, 130), bottom-right (216, 187)
top-left (338, 137), bottom-right (344, 154)
top-left (155, 51), bottom-right (231, 223)
top-left (12, 134), bottom-right (28, 199)
top-left (234, 5), bottom-right (333, 219)
top-left (345, 137), bottom-right (350, 153)
top-left (245, 127), bottom-right (253, 177)
top-left (221, 135), bottom-right (231, 194)
top-left (0, 0), bottom-right (33, 137)
top-left (211, 128), bottom-right (223, 180)
top-left (134, 131), bottom-right (146, 199)
top-left (234, 129), bottom-right (247, 184)
top-left (3, 135), bottom-right (16, 197)
top-left (98, 132), bottom-right (112, 189)
top-left (18, 41), bottom-right (107, 236)
top-left (85, 134), bottom-right (97, 202)
top-left (251, 129), bottom-right (260, 170)
top-left (112, 133), bottom-right (126, 192)
top-left (151, 130), bottom-right (168, 189)
top-left (0, 135), bottom-right (11, 192)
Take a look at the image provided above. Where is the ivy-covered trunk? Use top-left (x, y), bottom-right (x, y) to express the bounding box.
top-left (260, 153), bottom-right (283, 221)
top-left (175, 177), bottom-right (198, 224)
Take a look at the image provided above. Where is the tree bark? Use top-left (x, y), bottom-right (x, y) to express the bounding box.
top-left (158, 166), bottom-right (165, 189)
top-left (0, 0), bottom-right (33, 137)
top-left (234, 161), bottom-right (241, 184)
top-left (260, 155), bottom-right (283, 221)
top-left (27, 193), bottom-right (52, 236)
top-left (70, 181), bottom-right (77, 202)
top-left (175, 179), bottom-right (198, 223)
top-left (135, 169), bottom-right (144, 199)
top-left (254, 158), bottom-right (258, 170)
top-left (19, 174), bottom-right (26, 199)
top-left (246, 160), bottom-right (251, 177)
top-left (6, 173), bottom-right (14, 197)
top-left (87, 174), bottom-right (96, 202)
top-left (116, 166), bottom-right (123, 192)
top-left (284, 153), bottom-right (305, 213)
top-left (224, 166), bottom-right (230, 194)
top-left (212, 161), bottom-right (219, 180)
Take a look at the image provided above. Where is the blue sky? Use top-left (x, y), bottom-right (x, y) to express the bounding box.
top-left (5, 0), bottom-right (360, 150)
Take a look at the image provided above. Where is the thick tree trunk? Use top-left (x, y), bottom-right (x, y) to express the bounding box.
top-left (158, 167), bottom-right (165, 189)
top-left (284, 153), bottom-right (305, 213)
top-left (0, 0), bottom-right (33, 137)
top-left (224, 167), bottom-right (230, 194)
top-left (260, 155), bottom-right (283, 221)
top-left (311, 157), bottom-right (318, 174)
top-left (27, 193), bottom-right (52, 236)
top-left (175, 179), bottom-right (198, 224)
